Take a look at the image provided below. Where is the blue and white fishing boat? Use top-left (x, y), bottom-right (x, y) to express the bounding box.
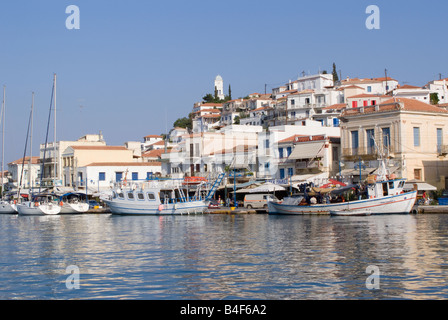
top-left (269, 148), bottom-right (417, 216)
top-left (269, 178), bottom-right (417, 215)
top-left (102, 174), bottom-right (225, 215)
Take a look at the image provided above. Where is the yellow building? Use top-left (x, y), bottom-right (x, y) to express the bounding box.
top-left (340, 98), bottom-right (448, 189)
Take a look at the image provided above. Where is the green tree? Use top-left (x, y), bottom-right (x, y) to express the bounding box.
top-left (332, 63), bottom-right (339, 83)
top-left (228, 84), bottom-right (232, 100)
top-left (430, 92), bottom-right (440, 105)
top-left (173, 117), bottom-right (192, 130)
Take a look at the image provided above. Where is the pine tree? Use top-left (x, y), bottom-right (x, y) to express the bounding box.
top-left (332, 63), bottom-right (339, 83)
top-left (228, 84), bottom-right (232, 100)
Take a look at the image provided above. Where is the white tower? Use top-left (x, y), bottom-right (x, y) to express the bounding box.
top-left (214, 75), bottom-right (225, 100)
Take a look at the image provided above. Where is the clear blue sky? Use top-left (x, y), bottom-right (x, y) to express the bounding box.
top-left (0, 0), bottom-right (447, 164)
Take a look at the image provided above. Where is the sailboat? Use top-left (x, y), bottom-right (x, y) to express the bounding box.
top-left (17, 75), bottom-right (61, 216)
top-left (0, 86), bottom-right (18, 214)
top-left (58, 192), bottom-right (89, 214)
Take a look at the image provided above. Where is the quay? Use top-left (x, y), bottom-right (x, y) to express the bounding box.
top-left (414, 205), bottom-right (448, 214)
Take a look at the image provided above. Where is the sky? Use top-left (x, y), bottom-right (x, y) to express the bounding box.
top-left (0, 0), bottom-right (447, 164)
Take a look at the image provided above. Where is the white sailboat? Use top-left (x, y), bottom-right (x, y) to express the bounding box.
top-left (18, 75), bottom-right (61, 216)
top-left (58, 192), bottom-right (89, 214)
top-left (0, 85), bottom-right (18, 214)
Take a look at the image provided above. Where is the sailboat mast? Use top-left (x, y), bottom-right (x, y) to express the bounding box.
top-left (1, 86), bottom-right (5, 199)
top-left (29, 92), bottom-right (34, 193)
top-left (53, 74), bottom-right (57, 188)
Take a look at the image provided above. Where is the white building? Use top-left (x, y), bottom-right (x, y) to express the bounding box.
top-left (392, 85), bottom-right (430, 103)
top-left (215, 75), bottom-right (225, 100)
top-left (257, 125), bottom-right (340, 179)
top-left (7, 156), bottom-right (40, 191)
top-left (340, 77), bottom-right (399, 95)
top-left (423, 78), bottom-right (448, 104)
top-left (78, 162), bottom-right (162, 193)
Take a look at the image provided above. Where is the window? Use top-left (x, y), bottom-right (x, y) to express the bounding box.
top-left (382, 127), bottom-right (390, 147)
top-left (99, 172), bottom-right (106, 181)
top-left (371, 100), bottom-right (376, 106)
top-left (437, 128), bottom-right (443, 153)
top-left (363, 100), bottom-right (368, 107)
top-left (147, 172), bottom-right (153, 180)
top-left (413, 127), bottom-right (420, 147)
top-left (366, 129), bottom-right (375, 153)
top-left (351, 130), bottom-right (359, 151)
top-left (414, 169), bottom-right (422, 180)
top-left (116, 172), bottom-right (123, 182)
top-left (265, 139), bottom-right (270, 148)
top-left (352, 101), bottom-right (358, 108)
top-left (287, 147), bottom-right (292, 157)
top-left (127, 192), bottom-right (134, 200)
top-left (137, 193), bottom-right (145, 200)
top-left (288, 167), bottom-right (294, 177)
top-left (264, 162), bottom-right (270, 169)
top-left (367, 86), bottom-right (372, 93)
top-left (132, 172), bottom-right (138, 181)
top-left (147, 192), bottom-right (156, 201)
top-left (278, 148), bottom-right (284, 159)
top-left (279, 169), bottom-right (285, 179)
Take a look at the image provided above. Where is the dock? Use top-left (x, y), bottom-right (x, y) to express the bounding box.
top-left (414, 205), bottom-right (448, 214)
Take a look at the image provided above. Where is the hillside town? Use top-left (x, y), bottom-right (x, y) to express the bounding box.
top-left (3, 70), bottom-right (448, 203)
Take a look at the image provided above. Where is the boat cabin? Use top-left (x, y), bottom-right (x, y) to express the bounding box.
top-left (367, 179), bottom-right (406, 199)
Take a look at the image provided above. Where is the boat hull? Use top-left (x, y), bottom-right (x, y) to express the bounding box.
top-left (0, 203), bottom-right (17, 214)
top-left (268, 191), bottom-right (417, 215)
top-left (17, 202), bottom-right (61, 216)
top-left (104, 199), bottom-right (209, 215)
top-left (60, 202), bottom-right (89, 214)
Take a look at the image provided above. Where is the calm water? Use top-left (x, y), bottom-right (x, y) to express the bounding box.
top-left (0, 213), bottom-right (447, 300)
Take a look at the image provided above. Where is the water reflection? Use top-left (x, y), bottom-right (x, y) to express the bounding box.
top-left (0, 213), bottom-right (447, 299)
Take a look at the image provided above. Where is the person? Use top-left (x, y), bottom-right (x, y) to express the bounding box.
top-left (422, 191), bottom-right (428, 205)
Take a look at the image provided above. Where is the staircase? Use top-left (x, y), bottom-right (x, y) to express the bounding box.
top-left (205, 173), bottom-right (225, 201)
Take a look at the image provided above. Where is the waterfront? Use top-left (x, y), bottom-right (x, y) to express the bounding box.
top-left (0, 213), bottom-right (447, 300)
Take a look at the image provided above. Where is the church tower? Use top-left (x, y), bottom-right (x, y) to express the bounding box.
top-left (214, 75), bottom-right (225, 100)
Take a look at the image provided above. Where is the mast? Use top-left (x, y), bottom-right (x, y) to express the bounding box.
top-left (29, 93), bottom-right (34, 193)
top-left (53, 73), bottom-right (57, 188)
top-left (1, 86), bottom-right (5, 199)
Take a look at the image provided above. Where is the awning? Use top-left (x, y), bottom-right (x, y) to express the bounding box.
top-left (288, 142), bottom-right (325, 160)
top-left (337, 168), bottom-right (375, 176)
top-left (403, 181), bottom-right (437, 191)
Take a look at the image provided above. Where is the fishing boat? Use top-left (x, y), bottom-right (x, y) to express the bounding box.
top-left (269, 177), bottom-right (417, 215)
top-left (102, 173), bottom-right (225, 215)
top-left (17, 193), bottom-right (61, 216)
top-left (58, 192), bottom-right (89, 214)
top-left (269, 138), bottom-right (417, 216)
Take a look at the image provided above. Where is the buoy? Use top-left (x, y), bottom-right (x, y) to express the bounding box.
top-left (158, 204), bottom-right (164, 211)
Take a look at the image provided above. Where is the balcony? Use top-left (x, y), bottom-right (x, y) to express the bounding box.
top-left (438, 145), bottom-right (448, 156)
top-left (343, 145), bottom-right (395, 160)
